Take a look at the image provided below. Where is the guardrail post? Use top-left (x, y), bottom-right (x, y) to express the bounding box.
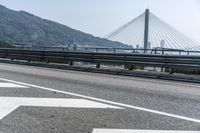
top-left (96, 48), bottom-right (99, 52)
top-left (73, 47), bottom-right (76, 51)
top-left (96, 63), bottom-right (100, 68)
top-left (162, 50), bottom-right (164, 55)
top-left (169, 68), bottom-right (174, 74)
top-left (161, 67), bottom-right (165, 72)
top-left (161, 56), bottom-right (166, 72)
top-left (5, 49), bottom-right (7, 57)
top-left (129, 65), bottom-right (134, 70)
top-left (27, 58), bottom-right (31, 62)
top-left (113, 48), bottom-right (116, 53)
top-left (41, 51), bottom-right (45, 62)
top-left (46, 59), bottom-right (50, 63)
top-left (69, 60), bottom-right (73, 66)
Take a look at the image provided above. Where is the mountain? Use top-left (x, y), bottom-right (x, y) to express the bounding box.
top-left (0, 5), bottom-right (130, 48)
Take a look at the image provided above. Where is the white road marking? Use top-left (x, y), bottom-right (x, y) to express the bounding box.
top-left (0, 77), bottom-right (200, 124)
top-left (0, 83), bottom-right (28, 88)
top-left (92, 129), bottom-right (200, 133)
top-left (0, 97), bottom-right (122, 120)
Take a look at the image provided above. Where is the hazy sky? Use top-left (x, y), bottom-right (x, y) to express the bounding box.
top-left (1, 0), bottom-right (200, 42)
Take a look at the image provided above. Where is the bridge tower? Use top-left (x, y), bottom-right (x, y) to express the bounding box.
top-left (144, 9), bottom-right (150, 53)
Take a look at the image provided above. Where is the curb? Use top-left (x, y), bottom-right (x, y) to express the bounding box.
top-left (0, 59), bottom-right (200, 83)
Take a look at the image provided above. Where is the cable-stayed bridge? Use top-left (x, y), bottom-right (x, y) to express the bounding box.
top-left (105, 9), bottom-right (200, 51)
top-left (1, 9), bottom-right (200, 133)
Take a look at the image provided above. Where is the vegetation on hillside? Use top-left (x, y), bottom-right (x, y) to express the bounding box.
top-left (0, 5), bottom-right (130, 48)
top-left (0, 40), bottom-right (14, 48)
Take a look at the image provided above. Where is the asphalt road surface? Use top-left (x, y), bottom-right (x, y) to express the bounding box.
top-left (0, 63), bottom-right (200, 133)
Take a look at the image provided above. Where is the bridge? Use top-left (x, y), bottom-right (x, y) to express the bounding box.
top-left (105, 9), bottom-right (200, 52)
top-left (0, 9), bottom-right (200, 133)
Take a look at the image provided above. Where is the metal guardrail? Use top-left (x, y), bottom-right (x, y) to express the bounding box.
top-left (14, 46), bottom-right (200, 55)
top-left (0, 48), bottom-right (200, 74)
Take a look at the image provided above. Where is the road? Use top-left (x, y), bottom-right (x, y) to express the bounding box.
top-left (0, 63), bottom-right (200, 132)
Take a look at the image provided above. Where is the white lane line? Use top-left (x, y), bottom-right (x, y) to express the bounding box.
top-left (0, 77), bottom-right (200, 124)
top-left (92, 129), bottom-right (200, 133)
top-left (0, 97), bottom-right (122, 120)
top-left (0, 83), bottom-right (28, 88)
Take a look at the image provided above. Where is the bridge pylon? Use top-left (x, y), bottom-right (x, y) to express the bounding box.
top-left (144, 9), bottom-right (150, 53)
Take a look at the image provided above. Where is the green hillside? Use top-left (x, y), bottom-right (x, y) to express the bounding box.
top-left (0, 5), bottom-right (130, 48)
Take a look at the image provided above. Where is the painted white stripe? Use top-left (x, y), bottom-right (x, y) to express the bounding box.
top-left (92, 129), bottom-right (200, 133)
top-left (0, 83), bottom-right (28, 88)
top-left (0, 77), bottom-right (200, 124)
top-left (0, 97), bottom-right (122, 120)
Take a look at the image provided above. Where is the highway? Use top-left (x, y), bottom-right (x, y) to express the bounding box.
top-left (0, 63), bottom-right (200, 132)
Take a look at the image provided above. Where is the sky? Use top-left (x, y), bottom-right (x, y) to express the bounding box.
top-left (1, 0), bottom-right (200, 42)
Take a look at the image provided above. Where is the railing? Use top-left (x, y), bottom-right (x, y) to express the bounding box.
top-left (14, 46), bottom-right (200, 55)
top-left (0, 48), bottom-right (200, 74)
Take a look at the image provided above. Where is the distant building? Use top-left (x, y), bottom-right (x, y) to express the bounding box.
top-left (160, 40), bottom-right (165, 48)
top-left (136, 44), bottom-right (140, 49)
top-left (147, 42), bottom-right (151, 49)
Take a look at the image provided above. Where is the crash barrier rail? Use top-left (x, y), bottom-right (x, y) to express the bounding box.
top-left (14, 46), bottom-right (200, 55)
top-left (0, 48), bottom-right (200, 74)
